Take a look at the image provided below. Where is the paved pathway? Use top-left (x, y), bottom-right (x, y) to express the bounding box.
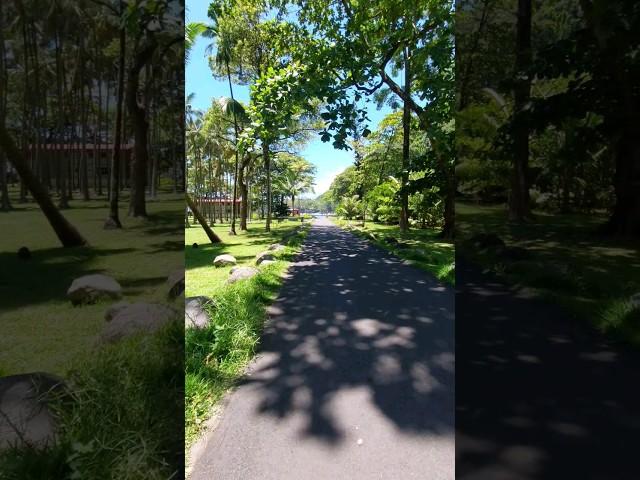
top-left (189, 217), bottom-right (455, 479)
top-left (456, 257), bottom-right (640, 480)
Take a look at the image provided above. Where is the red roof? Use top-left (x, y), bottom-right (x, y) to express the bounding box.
top-left (197, 198), bottom-right (242, 204)
top-left (28, 144), bottom-right (134, 150)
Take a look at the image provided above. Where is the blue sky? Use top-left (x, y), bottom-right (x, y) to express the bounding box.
top-left (186, 0), bottom-right (392, 196)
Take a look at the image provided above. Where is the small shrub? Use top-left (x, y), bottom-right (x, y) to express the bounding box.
top-left (599, 300), bottom-right (640, 345)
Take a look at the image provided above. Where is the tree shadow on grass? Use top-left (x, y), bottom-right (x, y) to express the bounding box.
top-left (127, 210), bottom-right (183, 237)
top-left (456, 202), bottom-right (640, 322)
top-left (118, 276), bottom-right (168, 295)
top-left (185, 242), bottom-right (233, 271)
top-left (0, 247), bottom-right (141, 312)
top-left (235, 223), bottom-right (455, 444)
top-left (148, 240), bottom-right (185, 254)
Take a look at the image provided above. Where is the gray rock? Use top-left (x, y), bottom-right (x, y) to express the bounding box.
top-left (213, 254), bottom-right (237, 267)
top-left (104, 301), bottom-right (130, 322)
top-left (0, 372), bottom-right (66, 450)
top-left (227, 267), bottom-right (259, 284)
top-left (67, 274), bottom-right (122, 305)
top-left (268, 243), bottom-right (286, 252)
top-left (630, 293), bottom-right (640, 309)
top-left (99, 303), bottom-right (176, 344)
top-left (256, 251), bottom-right (276, 265)
top-left (185, 296), bottom-right (214, 329)
top-left (166, 270), bottom-right (185, 299)
top-left (259, 260), bottom-right (276, 267)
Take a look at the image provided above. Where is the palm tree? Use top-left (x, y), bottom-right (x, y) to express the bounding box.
top-left (217, 96), bottom-right (249, 233)
top-left (338, 195), bottom-right (362, 221)
top-left (186, 22), bottom-right (207, 63)
top-left (104, 0), bottom-right (126, 229)
top-left (276, 166), bottom-right (314, 214)
top-left (211, 31), bottom-right (241, 234)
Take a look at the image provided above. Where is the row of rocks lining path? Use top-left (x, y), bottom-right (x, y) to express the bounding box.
top-left (189, 216), bottom-right (455, 479)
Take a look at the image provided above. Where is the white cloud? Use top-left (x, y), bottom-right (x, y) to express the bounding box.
top-left (304, 167), bottom-right (346, 198)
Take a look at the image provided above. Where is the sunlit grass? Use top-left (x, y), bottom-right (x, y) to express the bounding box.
top-left (185, 219), bottom-right (309, 446)
top-left (185, 218), bottom-right (305, 297)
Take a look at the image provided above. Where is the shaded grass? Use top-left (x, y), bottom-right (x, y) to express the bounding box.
top-left (0, 193), bottom-right (184, 375)
top-left (332, 218), bottom-right (455, 285)
top-left (457, 201), bottom-right (640, 346)
top-left (0, 321), bottom-right (184, 480)
top-left (185, 221), bottom-right (309, 446)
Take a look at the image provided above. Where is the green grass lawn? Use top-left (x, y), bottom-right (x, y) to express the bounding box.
top-left (185, 217), bottom-right (309, 446)
top-left (333, 218), bottom-right (455, 284)
top-left (185, 217), bottom-right (307, 297)
top-left (457, 201), bottom-right (640, 345)
top-left (0, 192), bottom-right (184, 375)
top-left (0, 189), bottom-right (184, 478)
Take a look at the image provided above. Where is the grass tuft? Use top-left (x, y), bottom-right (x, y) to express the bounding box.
top-left (0, 321), bottom-right (184, 480)
top-left (598, 300), bottom-right (640, 345)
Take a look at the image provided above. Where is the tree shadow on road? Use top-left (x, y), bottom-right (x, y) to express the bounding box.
top-left (238, 223), bottom-right (455, 444)
top-left (455, 256), bottom-right (640, 480)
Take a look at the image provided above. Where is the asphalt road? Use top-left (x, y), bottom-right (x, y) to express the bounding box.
top-left (189, 217), bottom-right (455, 480)
top-left (456, 256), bottom-right (640, 480)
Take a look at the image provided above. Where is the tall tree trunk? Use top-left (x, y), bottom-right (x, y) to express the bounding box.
top-left (264, 140), bottom-right (272, 232)
top-left (127, 39), bottom-right (157, 218)
top-left (80, 77), bottom-right (90, 201)
top-left (226, 61), bottom-right (239, 235)
top-left (0, 3), bottom-right (11, 212)
top-left (399, 46), bottom-right (411, 232)
top-left (239, 161), bottom-right (248, 231)
top-left (186, 193), bottom-right (222, 243)
top-left (55, 35), bottom-right (69, 210)
top-left (578, 0), bottom-right (640, 236)
top-left (508, 0), bottom-right (532, 221)
top-left (441, 179), bottom-right (455, 239)
top-left (0, 152), bottom-right (10, 211)
top-left (0, 123), bottom-right (86, 246)
top-left (105, 12), bottom-right (126, 229)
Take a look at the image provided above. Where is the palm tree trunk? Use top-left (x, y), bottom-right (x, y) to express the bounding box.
top-left (187, 193), bottom-right (222, 243)
top-left (0, 123), bottom-right (86, 246)
top-left (264, 140), bottom-right (272, 232)
top-left (0, 4), bottom-right (12, 212)
top-left (399, 46), bottom-right (411, 232)
top-left (239, 161), bottom-right (248, 230)
top-left (105, 12), bottom-right (125, 229)
top-left (226, 60), bottom-right (239, 235)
